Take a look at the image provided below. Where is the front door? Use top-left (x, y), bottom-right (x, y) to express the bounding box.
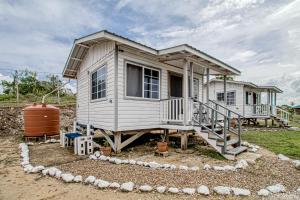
top-left (169, 74), bottom-right (183, 98)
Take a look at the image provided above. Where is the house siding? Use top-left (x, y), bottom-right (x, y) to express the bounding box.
top-left (76, 41), bottom-right (115, 130)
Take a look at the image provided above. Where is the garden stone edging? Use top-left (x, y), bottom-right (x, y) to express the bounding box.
top-left (19, 143), bottom-right (297, 197)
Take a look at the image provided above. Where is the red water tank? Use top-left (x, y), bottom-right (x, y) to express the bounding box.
top-left (23, 103), bottom-right (60, 137)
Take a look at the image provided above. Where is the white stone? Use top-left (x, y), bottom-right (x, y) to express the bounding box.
top-left (203, 164), bottom-right (211, 170)
top-left (89, 155), bottom-right (97, 160)
top-left (213, 166), bottom-right (225, 171)
top-left (136, 161), bottom-right (144, 166)
top-left (235, 159), bottom-right (248, 169)
top-left (21, 161), bottom-right (29, 167)
top-left (156, 186), bottom-right (166, 193)
top-left (277, 154), bottom-right (290, 161)
top-left (182, 188), bottom-right (196, 195)
top-left (114, 159), bottom-right (122, 165)
top-left (149, 161), bottom-right (160, 169)
top-left (109, 157), bottom-right (116, 163)
top-left (98, 180), bottom-right (110, 188)
top-left (24, 165), bottom-right (33, 173)
top-left (120, 182), bottom-right (135, 192)
top-left (94, 151), bottom-right (101, 158)
top-left (84, 176), bottom-right (96, 184)
top-left (109, 182), bottom-right (121, 189)
top-left (213, 186), bottom-right (231, 195)
top-left (143, 162), bottom-right (149, 167)
top-left (61, 173), bottom-right (74, 183)
top-left (189, 166), bottom-right (199, 171)
top-left (162, 164), bottom-right (171, 169)
top-left (74, 175), bottom-right (82, 182)
top-left (170, 165), bottom-right (176, 170)
top-left (27, 142), bottom-right (34, 146)
top-left (266, 184), bottom-right (286, 193)
top-left (242, 141), bottom-right (250, 147)
top-left (55, 170), bottom-right (62, 179)
top-left (248, 147), bottom-right (258, 153)
top-left (179, 165), bottom-right (189, 170)
top-left (296, 187), bottom-right (300, 193)
top-left (19, 143), bottom-right (26, 149)
top-left (223, 165), bottom-right (236, 171)
top-left (99, 155), bottom-right (108, 161)
top-left (139, 185), bottom-right (153, 192)
top-left (121, 159), bottom-right (129, 164)
top-left (93, 179), bottom-right (100, 186)
top-left (129, 160), bottom-right (136, 165)
top-left (50, 139), bottom-right (57, 143)
top-left (257, 189), bottom-right (270, 196)
top-left (168, 187), bottom-right (179, 194)
top-left (31, 165), bottom-right (45, 173)
top-left (48, 167), bottom-right (58, 176)
top-left (293, 160), bottom-right (300, 170)
top-left (197, 185), bottom-right (209, 195)
top-left (42, 169), bottom-right (49, 176)
top-left (231, 187), bottom-right (251, 196)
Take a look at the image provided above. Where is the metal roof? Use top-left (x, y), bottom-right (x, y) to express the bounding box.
top-left (208, 79), bottom-right (283, 93)
top-left (62, 30), bottom-right (241, 78)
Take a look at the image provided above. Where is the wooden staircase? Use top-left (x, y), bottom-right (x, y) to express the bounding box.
top-left (192, 100), bottom-right (247, 160)
top-left (271, 106), bottom-right (290, 128)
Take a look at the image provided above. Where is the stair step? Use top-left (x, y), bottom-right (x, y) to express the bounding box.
top-left (225, 146), bottom-right (247, 155)
top-left (217, 139), bottom-right (239, 147)
top-left (202, 128), bottom-right (223, 134)
top-left (208, 133), bottom-right (230, 141)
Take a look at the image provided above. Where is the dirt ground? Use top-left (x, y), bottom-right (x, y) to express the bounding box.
top-left (1, 135), bottom-right (300, 200)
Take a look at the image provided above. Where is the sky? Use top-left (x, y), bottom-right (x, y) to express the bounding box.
top-left (0, 0), bottom-right (299, 104)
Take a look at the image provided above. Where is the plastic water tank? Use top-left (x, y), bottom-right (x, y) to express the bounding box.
top-left (23, 103), bottom-right (60, 137)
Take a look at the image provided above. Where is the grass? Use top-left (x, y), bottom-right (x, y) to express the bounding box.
top-left (195, 145), bottom-right (225, 160)
top-left (290, 114), bottom-right (300, 128)
top-left (242, 130), bottom-right (300, 159)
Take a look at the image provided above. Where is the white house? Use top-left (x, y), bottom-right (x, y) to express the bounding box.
top-left (62, 30), bottom-right (247, 159)
top-left (204, 79), bottom-right (289, 126)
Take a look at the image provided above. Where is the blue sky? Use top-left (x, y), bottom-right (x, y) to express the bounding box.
top-left (0, 0), bottom-right (299, 104)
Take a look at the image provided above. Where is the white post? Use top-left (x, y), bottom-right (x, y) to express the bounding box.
top-left (183, 59), bottom-right (189, 126)
top-left (275, 93), bottom-right (277, 106)
top-left (87, 123), bottom-right (91, 136)
top-left (206, 68), bottom-right (210, 104)
top-left (73, 120), bottom-right (77, 132)
top-left (190, 62), bottom-right (194, 99)
top-left (224, 75), bottom-right (227, 105)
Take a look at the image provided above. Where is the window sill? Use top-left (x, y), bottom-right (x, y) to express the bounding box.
top-left (124, 96), bottom-right (160, 102)
top-left (90, 98), bottom-right (108, 103)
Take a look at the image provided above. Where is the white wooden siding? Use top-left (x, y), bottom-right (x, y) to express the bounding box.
top-left (76, 41), bottom-right (115, 130)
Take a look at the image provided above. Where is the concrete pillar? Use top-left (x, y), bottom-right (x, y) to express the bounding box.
top-left (181, 132), bottom-right (188, 150)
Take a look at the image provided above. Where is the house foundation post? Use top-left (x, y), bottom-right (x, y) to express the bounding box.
top-left (114, 132), bottom-right (122, 153)
top-left (183, 59), bottom-right (189, 126)
top-left (164, 129), bottom-right (169, 142)
top-left (265, 119), bottom-right (268, 127)
top-left (181, 131), bottom-right (188, 150)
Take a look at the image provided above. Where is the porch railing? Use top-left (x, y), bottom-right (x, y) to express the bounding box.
top-left (253, 104), bottom-right (269, 116)
top-left (275, 106), bottom-right (290, 123)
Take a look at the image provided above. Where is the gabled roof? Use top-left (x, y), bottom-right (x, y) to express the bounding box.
top-left (62, 30), bottom-right (241, 78)
top-left (208, 79), bottom-right (283, 93)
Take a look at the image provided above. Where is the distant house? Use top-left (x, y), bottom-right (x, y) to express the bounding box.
top-left (204, 79), bottom-right (289, 126)
top-left (62, 30), bottom-right (249, 159)
top-left (293, 105), bottom-right (300, 115)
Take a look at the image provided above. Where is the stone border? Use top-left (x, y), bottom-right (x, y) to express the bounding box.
top-left (277, 154), bottom-right (300, 170)
top-left (19, 142), bottom-right (300, 197)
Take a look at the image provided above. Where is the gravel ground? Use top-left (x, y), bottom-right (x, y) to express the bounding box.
top-left (58, 153), bottom-right (300, 193)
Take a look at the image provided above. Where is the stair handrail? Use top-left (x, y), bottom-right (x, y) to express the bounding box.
top-left (193, 99), bottom-right (242, 153)
top-left (276, 106), bottom-right (290, 122)
top-left (208, 99), bottom-right (244, 118)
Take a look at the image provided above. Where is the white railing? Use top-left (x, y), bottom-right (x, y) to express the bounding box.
top-left (160, 98), bottom-right (184, 123)
top-left (275, 106), bottom-right (290, 123)
top-left (253, 104), bottom-right (269, 116)
top-left (160, 98), bottom-right (193, 123)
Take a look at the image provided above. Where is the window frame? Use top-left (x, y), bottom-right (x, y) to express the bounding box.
top-left (226, 90), bottom-right (236, 106)
top-left (216, 92), bottom-right (225, 102)
top-left (124, 60), bottom-right (161, 101)
top-left (90, 64), bottom-right (107, 102)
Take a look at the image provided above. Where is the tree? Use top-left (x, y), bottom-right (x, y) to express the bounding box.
top-left (1, 70), bottom-right (19, 95)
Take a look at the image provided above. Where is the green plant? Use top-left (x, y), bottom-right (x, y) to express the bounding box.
top-left (103, 140), bottom-right (110, 147)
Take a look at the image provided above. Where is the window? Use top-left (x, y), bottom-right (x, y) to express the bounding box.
top-left (126, 62), bottom-right (160, 99)
top-left (217, 92), bottom-right (224, 102)
top-left (216, 91), bottom-right (236, 105)
top-left (193, 78), bottom-right (199, 100)
top-left (227, 91), bottom-right (236, 105)
top-left (91, 65), bottom-right (107, 100)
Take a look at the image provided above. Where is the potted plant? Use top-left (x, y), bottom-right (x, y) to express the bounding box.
top-left (157, 132), bottom-right (168, 152)
top-left (100, 140), bottom-right (111, 156)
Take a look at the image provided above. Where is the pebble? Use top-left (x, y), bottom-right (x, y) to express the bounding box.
top-left (182, 188), bottom-right (196, 195)
top-left (293, 160), bottom-right (300, 170)
top-left (129, 160), bottom-right (136, 165)
top-left (94, 151), bottom-right (101, 158)
top-left (213, 186), bottom-right (231, 195)
top-left (266, 184), bottom-right (285, 193)
top-left (257, 189), bottom-right (270, 196)
top-left (179, 165), bottom-right (188, 170)
top-left (168, 187), bottom-right (179, 194)
top-left (74, 175), bottom-right (82, 182)
top-left (231, 187), bottom-right (251, 196)
top-left (197, 185), bottom-right (209, 195)
top-left (55, 170), bottom-right (62, 179)
top-left (61, 173), bottom-right (74, 183)
top-left (203, 164), bottom-right (211, 170)
top-left (139, 185), bottom-right (153, 192)
top-left (98, 180), bottom-right (110, 188)
top-left (120, 182), bottom-right (135, 192)
top-left (277, 154), bottom-right (290, 161)
top-left (156, 186), bottom-right (166, 193)
top-left (84, 176), bottom-right (96, 184)
top-left (109, 182), bottom-right (120, 189)
top-left (189, 166), bottom-right (199, 171)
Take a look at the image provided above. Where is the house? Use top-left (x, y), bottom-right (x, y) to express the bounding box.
top-left (204, 79), bottom-right (289, 126)
top-left (293, 105), bottom-right (300, 115)
top-left (62, 30), bottom-right (247, 159)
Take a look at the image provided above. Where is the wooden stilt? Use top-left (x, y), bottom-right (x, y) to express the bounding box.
top-left (114, 132), bottom-right (122, 153)
top-left (265, 119), bottom-right (268, 127)
top-left (272, 119), bottom-right (274, 127)
top-left (165, 129), bottom-right (169, 142)
top-left (181, 131), bottom-right (188, 150)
